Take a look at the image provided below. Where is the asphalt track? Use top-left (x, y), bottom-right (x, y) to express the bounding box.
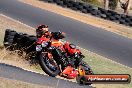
top-left (0, 63), bottom-right (92, 88)
top-left (0, 0), bottom-right (132, 68)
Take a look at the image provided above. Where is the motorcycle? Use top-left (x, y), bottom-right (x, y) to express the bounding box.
top-left (36, 32), bottom-right (93, 82)
top-left (3, 29), bottom-right (93, 84)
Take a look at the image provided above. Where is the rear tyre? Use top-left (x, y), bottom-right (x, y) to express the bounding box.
top-left (80, 61), bottom-right (94, 75)
top-left (76, 75), bottom-right (88, 85)
top-left (76, 61), bottom-right (93, 85)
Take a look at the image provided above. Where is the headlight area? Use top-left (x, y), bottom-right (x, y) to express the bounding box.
top-left (41, 41), bottom-right (48, 47)
top-left (36, 45), bottom-right (42, 51)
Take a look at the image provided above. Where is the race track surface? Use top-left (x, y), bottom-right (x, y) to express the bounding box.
top-left (0, 63), bottom-right (92, 88)
top-left (0, 0), bottom-right (132, 67)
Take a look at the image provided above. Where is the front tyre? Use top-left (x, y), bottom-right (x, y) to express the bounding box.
top-left (39, 52), bottom-right (60, 77)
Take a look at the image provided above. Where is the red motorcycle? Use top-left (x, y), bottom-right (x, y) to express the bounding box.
top-left (36, 32), bottom-right (93, 80)
top-left (3, 29), bottom-right (93, 84)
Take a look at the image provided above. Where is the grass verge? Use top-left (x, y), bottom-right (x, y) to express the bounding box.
top-left (0, 14), bottom-right (132, 88)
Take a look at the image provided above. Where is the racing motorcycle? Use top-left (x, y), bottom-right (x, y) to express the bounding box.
top-left (3, 29), bottom-right (93, 84)
top-left (35, 32), bottom-right (93, 82)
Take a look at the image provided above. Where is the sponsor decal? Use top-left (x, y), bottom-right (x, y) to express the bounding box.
top-left (84, 74), bottom-right (131, 84)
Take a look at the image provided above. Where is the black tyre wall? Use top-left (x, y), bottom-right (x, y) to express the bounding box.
top-left (40, 0), bottom-right (132, 27)
top-left (4, 29), bottom-right (17, 48)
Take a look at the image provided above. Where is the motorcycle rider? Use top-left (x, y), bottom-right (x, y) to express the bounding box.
top-left (36, 24), bottom-right (79, 78)
top-left (36, 24), bottom-right (51, 38)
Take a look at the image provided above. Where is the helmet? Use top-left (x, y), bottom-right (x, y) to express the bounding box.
top-left (36, 24), bottom-right (49, 37)
top-left (37, 24), bottom-right (48, 29)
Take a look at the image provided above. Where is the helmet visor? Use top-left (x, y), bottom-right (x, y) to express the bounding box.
top-left (42, 28), bottom-right (48, 31)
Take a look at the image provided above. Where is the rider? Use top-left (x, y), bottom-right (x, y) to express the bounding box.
top-left (36, 24), bottom-right (51, 38)
top-left (36, 24), bottom-right (79, 78)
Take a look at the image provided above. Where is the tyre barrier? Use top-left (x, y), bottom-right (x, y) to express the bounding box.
top-left (4, 29), bottom-right (37, 54)
top-left (4, 29), bottom-right (17, 50)
top-left (40, 0), bottom-right (132, 27)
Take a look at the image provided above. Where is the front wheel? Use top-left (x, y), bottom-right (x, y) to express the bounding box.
top-left (39, 52), bottom-right (61, 77)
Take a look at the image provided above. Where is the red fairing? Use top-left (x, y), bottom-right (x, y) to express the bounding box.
top-left (67, 70), bottom-right (78, 79)
top-left (64, 42), bottom-right (80, 55)
top-left (76, 49), bottom-right (81, 54)
top-left (62, 66), bottom-right (78, 79)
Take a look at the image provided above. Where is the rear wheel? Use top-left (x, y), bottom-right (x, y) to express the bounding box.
top-left (80, 61), bottom-right (94, 75)
top-left (76, 75), bottom-right (87, 85)
top-left (39, 52), bottom-right (61, 77)
top-left (76, 61), bottom-right (93, 85)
